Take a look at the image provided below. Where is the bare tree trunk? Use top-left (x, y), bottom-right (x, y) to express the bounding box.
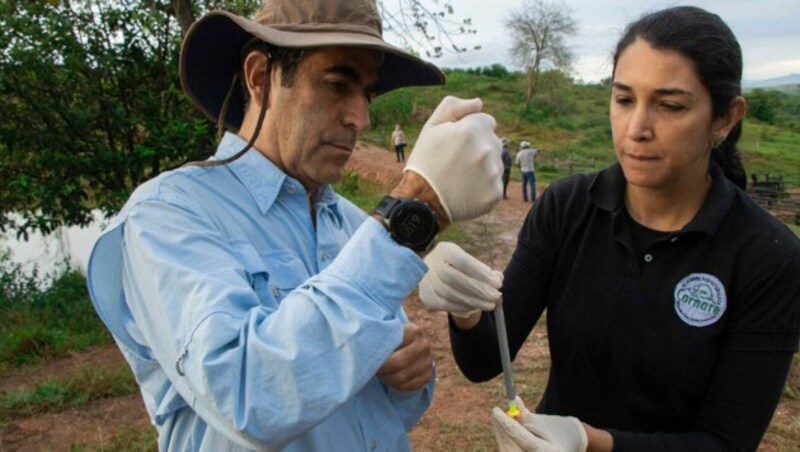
top-left (525, 67), bottom-right (539, 107)
top-left (525, 69), bottom-right (533, 106)
top-left (141, 0), bottom-right (195, 36)
top-left (172, 0), bottom-right (196, 36)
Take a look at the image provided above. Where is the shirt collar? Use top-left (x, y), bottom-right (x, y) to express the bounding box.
top-left (683, 162), bottom-right (735, 236)
top-left (214, 132), bottom-right (342, 215)
top-left (589, 161), bottom-right (736, 236)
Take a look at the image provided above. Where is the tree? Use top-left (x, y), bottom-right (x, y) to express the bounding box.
top-left (0, 0), bottom-right (474, 240)
top-left (746, 88), bottom-right (782, 124)
top-left (378, 0), bottom-right (479, 57)
top-left (505, 0), bottom-right (577, 106)
top-left (0, 0), bottom-right (216, 239)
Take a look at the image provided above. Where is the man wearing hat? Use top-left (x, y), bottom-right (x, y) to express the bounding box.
top-left (86, 0), bottom-right (503, 450)
top-left (515, 140), bottom-right (539, 202)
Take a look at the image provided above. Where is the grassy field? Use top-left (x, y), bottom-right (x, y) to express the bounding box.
top-left (365, 70), bottom-right (800, 189)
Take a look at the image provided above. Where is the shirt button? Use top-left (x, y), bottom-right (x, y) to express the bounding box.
top-left (287, 184), bottom-right (297, 194)
top-left (320, 251), bottom-right (329, 261)
top-left (670, 237), bottom-right (679, 243)
top-left (370, 440), bottom-right (377, 450)
top-left (271, 287), bottom-right (280, 298)
top-left (644, 254), bottom-right (653, 263)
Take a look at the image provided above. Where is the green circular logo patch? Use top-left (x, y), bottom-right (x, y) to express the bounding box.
top-left (674, 273), bottom-right (727, 327)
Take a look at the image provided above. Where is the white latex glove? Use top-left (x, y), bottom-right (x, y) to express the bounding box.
top-left (419, 242), bottom-right (503, 317)
top-left (492, 397), bottom-right (588, 452)
top-left (404, 96), bottom-right (503, 223)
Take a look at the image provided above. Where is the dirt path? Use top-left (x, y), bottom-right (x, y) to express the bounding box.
top-left (2, 142), bottom-right (795, 450)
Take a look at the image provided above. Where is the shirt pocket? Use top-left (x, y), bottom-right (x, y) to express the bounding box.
top-left (232, 243), bottom-right (310, 307)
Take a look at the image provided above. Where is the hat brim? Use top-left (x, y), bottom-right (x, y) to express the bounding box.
top-left (180, 10), bottom-right (446, 131)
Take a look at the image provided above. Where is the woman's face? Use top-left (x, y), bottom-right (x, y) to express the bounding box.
top-left (610, 38), bottom-right (717, 192)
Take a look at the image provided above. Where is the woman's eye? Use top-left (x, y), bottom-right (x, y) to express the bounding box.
top-left (660, 103), bottom-right (685, 112)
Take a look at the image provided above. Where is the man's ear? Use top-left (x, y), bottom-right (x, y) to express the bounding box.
top-left (713, 95), bottom-right (746, 139)
top-left (243, 50), bottom-right (272, 111)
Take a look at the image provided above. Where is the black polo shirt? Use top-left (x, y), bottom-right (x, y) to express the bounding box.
top-left (451, 163), bottom-right (800, 451)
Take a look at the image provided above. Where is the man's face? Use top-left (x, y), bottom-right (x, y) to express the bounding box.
top-left (260, 46), bottom-right (381, 192)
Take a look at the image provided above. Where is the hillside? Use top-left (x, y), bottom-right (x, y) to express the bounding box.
top-left (744, 73), bottom-right (800, 91)
top-left (363, 70), bottom-right (800, 189)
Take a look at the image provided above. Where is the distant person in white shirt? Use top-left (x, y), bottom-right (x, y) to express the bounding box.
top-left (515, 140), bottom-right (538, 202)
top-left (392, 123), bottom-right (407, 162)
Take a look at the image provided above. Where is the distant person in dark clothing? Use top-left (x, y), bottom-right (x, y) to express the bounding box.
top-left (501, 137), bottom-right (512, 199)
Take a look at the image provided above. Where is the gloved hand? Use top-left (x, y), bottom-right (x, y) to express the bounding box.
top-left (419, 242), bottom-right (503, 317)
top-left (404, 96), bottom-right (503, 223)
top-left (492, 397), bottom-right (588, 452)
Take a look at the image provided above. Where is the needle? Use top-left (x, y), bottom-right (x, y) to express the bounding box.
top-left (480, 220), bottom-right (519, 418)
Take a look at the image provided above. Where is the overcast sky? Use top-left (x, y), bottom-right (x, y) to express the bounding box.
top-left (396, 0), bottom-right (800, 83)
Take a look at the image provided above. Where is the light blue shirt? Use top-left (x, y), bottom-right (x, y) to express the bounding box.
top-left (87, 133), bottom-right (433, 451)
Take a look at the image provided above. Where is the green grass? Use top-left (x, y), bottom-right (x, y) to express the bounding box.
top-left (0, 254), bottom-right (112, 370)
top-left (0, 365), bottom-right (138, 422)
top-left (332, 169), bottom-right (386, 211)
top-left (72, 425), bottom-right (158, 451)
top-left (368, 71), bottom-right (800, 188)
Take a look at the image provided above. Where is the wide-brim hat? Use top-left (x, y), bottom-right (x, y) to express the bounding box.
top-left (180, 0), bottom-right (446, 131)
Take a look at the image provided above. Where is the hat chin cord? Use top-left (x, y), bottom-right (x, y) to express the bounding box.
top-left (185, 55), bottom-right (272, 168)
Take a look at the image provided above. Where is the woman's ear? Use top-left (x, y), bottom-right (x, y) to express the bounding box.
top-left (713, 96), bottom-right (746, 140)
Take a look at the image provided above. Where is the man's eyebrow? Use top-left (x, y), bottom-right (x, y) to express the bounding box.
top-left (612, 81), bottom-right (693, 96)
top-left (325, 65), bottom-right (378, 92)
top-left (326, 65), bottom-right (360, 81)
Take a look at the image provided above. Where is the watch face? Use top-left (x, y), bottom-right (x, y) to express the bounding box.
top-left (390, 202), bottom-right (437, 249)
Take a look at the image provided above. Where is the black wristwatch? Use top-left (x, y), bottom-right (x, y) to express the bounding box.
top-left (372, 196), bottom-right (439, 252)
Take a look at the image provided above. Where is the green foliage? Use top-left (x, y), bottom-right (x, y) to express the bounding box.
top-left (332, 169), bottom-right (385, 212)
top-left (366, 71), bottom-right (800, 190)
top-left (747, 89), bottom-right (782, 123)
top-left (368, 88), bottom-right (416, 137)
top-left (80, 424), bottom-right (158, 451)
top-left (0, 1), bottom-right (225, 239)
top-left (446, 64), bottom-right (512, 78)
top-left (0, 253), bottom-right (110, 368)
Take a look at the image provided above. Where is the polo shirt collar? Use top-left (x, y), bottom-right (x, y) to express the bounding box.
top-left (214, 132), bottom-right (341, 216)
top-left (683, 162), bottom-right (736, 236)
top-left (589, 162), bottom-right (626, 213)
top-left (589, 161), bottom-right (736, 236)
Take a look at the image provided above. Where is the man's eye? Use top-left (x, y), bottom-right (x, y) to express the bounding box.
top-left (614, 96), bottom-right (633, 106)
top-left (328, 80), bottom-right (348, 92)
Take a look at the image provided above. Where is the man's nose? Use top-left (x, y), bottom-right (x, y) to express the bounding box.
top-left (343, 94), bottom-right (371, 132)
